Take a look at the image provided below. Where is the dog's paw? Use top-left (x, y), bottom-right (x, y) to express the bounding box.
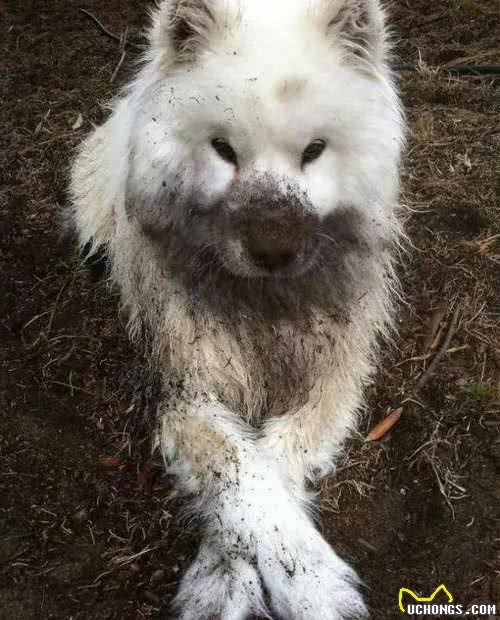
top-left (259, 530), bottom-right (368, 620)
top-left (172, 542), bottom-right (271, 620)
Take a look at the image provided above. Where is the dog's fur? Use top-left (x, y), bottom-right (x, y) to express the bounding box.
top-left (69, 0), bottom-right (403, 617)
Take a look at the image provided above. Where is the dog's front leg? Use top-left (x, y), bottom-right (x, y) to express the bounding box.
top-left (253, 379), bottom-right (370, 620)
top-left (160, 396), bottom-right (366, 620)
top-left (160, 396), bottom-right (273, 619)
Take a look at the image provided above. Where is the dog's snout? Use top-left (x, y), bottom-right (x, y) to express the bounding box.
top-left (230, 201), bottom-right (318, 275)
top-left (245, 224), bottom-right (302, 272)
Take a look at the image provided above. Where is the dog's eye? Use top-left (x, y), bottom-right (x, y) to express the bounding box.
top-left (211, 138), bottom-right (238, 166)
top-left (302, 139), bottom-right (326, 166)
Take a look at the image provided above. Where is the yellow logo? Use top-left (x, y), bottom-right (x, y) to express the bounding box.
top-left (398, 584), bottom-right (454, 612)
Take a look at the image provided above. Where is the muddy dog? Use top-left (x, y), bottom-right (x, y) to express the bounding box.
top-left (69, 0), bottom-right (403, 617)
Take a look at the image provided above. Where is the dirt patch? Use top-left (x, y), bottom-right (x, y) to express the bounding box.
top-left (2, 1), bottom-right (499, 619)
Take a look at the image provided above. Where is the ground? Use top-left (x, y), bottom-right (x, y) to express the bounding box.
top-left (1, 1), bottom-right (499, 619)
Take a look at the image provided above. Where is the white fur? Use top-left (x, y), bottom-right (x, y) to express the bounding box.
top-left (69, 0), bottom-right (403, 617)
top-left (160, 401), bottom-right (367, 619)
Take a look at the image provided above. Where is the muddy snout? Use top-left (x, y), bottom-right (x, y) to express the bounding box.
top-left (245, 224), bottom-right (302, 271)
top-left (237, 207), bottom-right (317, 275)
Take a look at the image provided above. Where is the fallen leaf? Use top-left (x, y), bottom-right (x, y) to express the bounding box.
top-left (365, 407), bottom-right (403, 442)
top-left (97, 455), bottom-right (122, 468)
top-left (72, 113), bottom-right (84, 130)
top-left (460, 234), bottom-right (500, 256)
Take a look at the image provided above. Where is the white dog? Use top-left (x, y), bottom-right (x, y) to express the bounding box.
top-left (69, 0), bottom-right (403, 617)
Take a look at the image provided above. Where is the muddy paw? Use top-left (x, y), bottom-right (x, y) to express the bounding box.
top-left (173, 542), bottom-right (271, 620)
top-left (259, 530), bottom-right (368, 620)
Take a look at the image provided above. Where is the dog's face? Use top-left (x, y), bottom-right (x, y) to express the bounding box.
top-left (126, 0), bottom-right (402, 282)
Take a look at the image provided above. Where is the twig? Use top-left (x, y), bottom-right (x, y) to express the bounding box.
top-left (421, 307), bottom-right (446, 355)
top-left (395, 344), bottom-right (468, 367)
top-left (394, 63), bottom-right (500, 79)
top-left (78, 8), bottom-right (142, 51)
top-left (34, 108), bottom-right (51, 136)
top-left (46, 380), bottom-right (93, 395)
top-left (416, 12), bottom-right (448, 28)
top-left (110, 49), bottom-right (126, 83)
top-left (0, 544), bottom-right (30, 567)
top-left (414, 304), bottom-right (461, 393)
top-left (365, 305), bottom-right (461, 442)
top-left (79, 8), bottom-right (122, 44)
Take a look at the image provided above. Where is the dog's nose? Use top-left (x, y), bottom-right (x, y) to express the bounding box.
top-left (249, 248), bottom-right (296, 270)
top-left (246, 231), bottom-right (300, 271)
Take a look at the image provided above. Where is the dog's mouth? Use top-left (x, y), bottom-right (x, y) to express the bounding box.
top-left (217, 237), bottom-right (320, 279)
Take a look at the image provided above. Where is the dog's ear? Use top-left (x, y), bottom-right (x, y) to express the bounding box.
top-left (149, 0), bottom-right (219, 62)
top-left (326, 0), bottom-right (388, 67)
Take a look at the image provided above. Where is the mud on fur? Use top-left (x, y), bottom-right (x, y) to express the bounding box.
top-left (68, 0), bottom-right (404, 617)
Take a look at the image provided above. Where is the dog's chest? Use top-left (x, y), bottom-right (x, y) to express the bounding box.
top-left (206, 314), bottom-right (340, 419)
top-left (162, 292), bottom-right (346, 419)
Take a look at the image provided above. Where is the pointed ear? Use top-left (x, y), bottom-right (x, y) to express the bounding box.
top-left (149, 0), bottom-right (218, 62)
top-left (327, 0), bottom-right (388, 67)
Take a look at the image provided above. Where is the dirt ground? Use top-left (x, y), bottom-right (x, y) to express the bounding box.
top-left (1, 1), bottom-right (499, 619)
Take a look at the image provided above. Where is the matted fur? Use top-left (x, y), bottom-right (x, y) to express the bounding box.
top-left (69, 0), bottom-right (403, 617)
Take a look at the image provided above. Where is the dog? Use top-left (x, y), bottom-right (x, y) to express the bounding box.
top-left (69, 0), bottom-right (403, 617)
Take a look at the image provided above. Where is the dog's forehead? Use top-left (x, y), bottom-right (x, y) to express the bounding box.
top-left (235, 72), bottom-right (312, 113)
top-left (274, 77), bottom-right (307, 102)
top-left (240, 73), bottom-right (310, 100)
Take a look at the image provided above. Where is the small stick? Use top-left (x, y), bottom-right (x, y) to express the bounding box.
top-left (79, 8), bottom-right (142, 51)
top-left (110, 50), bottom-right (126, 83)
top-left (79, 8), bottom-right (122, 44)
top-left (366, 305), bottom-right (462, 441)
top-left (34, 108), bottom-right (51, 136)
top-left (414, 304), bottom-right (461, 393)
top-left (429, 323), bottom-right (446, 352)
top-left (421, 307), bottom-right (446, 354)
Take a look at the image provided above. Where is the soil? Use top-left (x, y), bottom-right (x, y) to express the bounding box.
top-left (1, 1), bottom-right (499, 619)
